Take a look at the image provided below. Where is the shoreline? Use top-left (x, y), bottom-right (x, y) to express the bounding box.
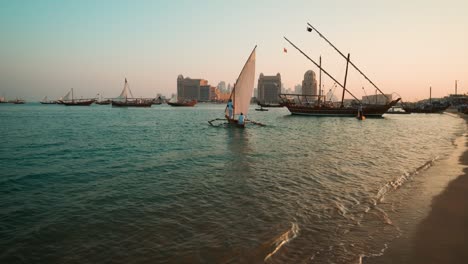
top-left (408, 113), bottom-right (468, 263)
top-left (371, 112), bottom-right (468, 264)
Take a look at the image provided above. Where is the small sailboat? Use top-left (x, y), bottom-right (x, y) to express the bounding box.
top-left (152, 96), bottom-right (163, 105)
top-left (209, 46), bottom-right (264, 128)
top-left (96, 94), bottom-right (111, 105)
top-left (10, 98), bottom-right (25, 104)
top-left (0, 95), bottom-right (7, 103)
top-left (111, 78), bottom-right (152, 107)
top-left (40, 96), bottom-right (57, 104)
top-left (59, 89), bottom-right (95, 106)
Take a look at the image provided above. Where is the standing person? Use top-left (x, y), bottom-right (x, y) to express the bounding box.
top-left (226, 99), bottom-right (233, 119)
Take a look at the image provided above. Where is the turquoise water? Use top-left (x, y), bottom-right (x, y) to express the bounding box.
top-left (0, 103), bottom-right (465, 263)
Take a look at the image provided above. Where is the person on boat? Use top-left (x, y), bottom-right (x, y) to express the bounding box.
top-left (238, 112), bottom-right (245, 125)
top-left (227, 99), bottom-right (233, 119)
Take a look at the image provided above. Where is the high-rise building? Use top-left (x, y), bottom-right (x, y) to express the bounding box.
top-left (294, 84), bottom-right (302, 94)
top-left (177, 74), bottom-right (209, 100)
top-left (302, 70), bottom-right (317, 95)
top-left (217, 81), bottom-right (226, 93)
top-left (257, 73), bottom-right (281, 103)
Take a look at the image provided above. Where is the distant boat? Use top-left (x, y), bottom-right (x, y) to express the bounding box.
top-left (166, 95), bottom-right (197, 107)
top-left (256, 101), bottom-right (283, 108)
top-left (385, 106), bottom-right (410, 114)
top-left (280, 24), bottom-right (400, 117)
top-left (209, 46), bottom-right (264, 128)
top-left (10, 98), bottom-right (25, 104)
top-left (59, 89), bottom-right (95, 106)
top-left (255, 105), bottom-right (269, 111)
top-left (402, 87), bottom-right (450, 113)
top-left (111, 78), bottom-right (152, 107)
top-left (95, 94), bottom-right (111, 105)
top-left (0, 96), bottom-right (7, 103)
top-left (152, 96), bottom-right (163, 105)
top-left (40, 96), bottom-right (57, 104)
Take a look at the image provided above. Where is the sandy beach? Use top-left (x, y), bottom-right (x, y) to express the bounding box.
top-left (370, 113), bottom-right (468, 264)
top-left (408, 115), bottom-right (468, 264)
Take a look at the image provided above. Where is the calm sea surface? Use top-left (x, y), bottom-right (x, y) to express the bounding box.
top-left (0, 103), bottom-right (465, 263)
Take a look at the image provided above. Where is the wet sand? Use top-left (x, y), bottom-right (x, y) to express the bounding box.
top-left (408, 116), bottom-right (468, 264)
top-left (371, 113), bottom-right (468, 264)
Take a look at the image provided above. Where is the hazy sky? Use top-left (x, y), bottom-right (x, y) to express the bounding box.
top-left (1, 0), bottom-right (467, 101)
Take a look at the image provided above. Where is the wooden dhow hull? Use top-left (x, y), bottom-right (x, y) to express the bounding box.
top-left (402, 105), bottom-right (449, 113)
top-left (284, 99), bottom-right (400, 117)
top-left (167, 100), bottom-right (197, 107)
top-left (62, 99), bottom-right (95, 106)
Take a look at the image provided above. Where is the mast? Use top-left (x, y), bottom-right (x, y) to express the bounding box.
top-left (341, 53), bottom-right (350, 108)
top-left (72, 88), bottom-right (74, 102)
top-left (429, 86), bottom-right (432, 103)
top-left (227, 45), bottom-right (257, 114)
top-left (306, 23), bottom-right (389, 100)
top-left (318, 56), bottom-right (322, 105)
top-left (284, 37), bottom-right (361, 102)
top-left (455, 80), bottom-right (458, 95)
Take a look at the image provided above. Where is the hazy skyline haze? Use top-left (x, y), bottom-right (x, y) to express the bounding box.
top-left (1, 0), bottom-right (467, 101)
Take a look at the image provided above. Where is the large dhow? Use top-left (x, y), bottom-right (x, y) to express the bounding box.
top-left (402, 86), bottom-right (450, 113)
top-left (59, 89), bottom-right (95, 106)
top-left (209, 46), bottom-right (264, 128)
top-left (111, 78), bottom-right (153, 107)
top-left (280, 23), bottom-right (400, 117)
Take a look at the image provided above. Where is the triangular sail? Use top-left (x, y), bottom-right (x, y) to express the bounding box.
top-left (62, 90), bottom-right (71, 101)
top-left (227, 46), bottom-right (256, 117)
top-left (169, 95), bottom-right (178, 103)
top-left (118, 78), bottom-right (134, 100)
top-left (42, 96), bottom-right (48, 102)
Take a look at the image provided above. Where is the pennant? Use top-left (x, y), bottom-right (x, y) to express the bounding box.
top-left (283, 48), bottom-right (287, 53)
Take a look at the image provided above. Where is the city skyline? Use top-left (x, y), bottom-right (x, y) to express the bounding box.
top-left (1, 0), bottom-right (467, 101)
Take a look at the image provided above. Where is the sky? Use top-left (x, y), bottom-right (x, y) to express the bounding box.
top-left (1, 0), bottom-right (467, 101)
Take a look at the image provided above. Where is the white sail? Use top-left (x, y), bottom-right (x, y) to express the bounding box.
top-left (42, 96), bottom-right (48, 102)
top-left (117, 78), bottom-right (134, 100)
top-left (169, 95), bottom-right (178, 103)
top-left (231, 47), bottom-right (256, 117)
top-left (62, 90), bottom-right (71, 101)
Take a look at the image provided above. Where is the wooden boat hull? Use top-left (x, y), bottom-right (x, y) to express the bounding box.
top-left (167, 100), bottom-right (197, 107)
top-left (257, 102), bottom-right (284, 108)
top-left (111, 101), bottom-right (152, 107)
top-left (96, 100), bottom-right (111, 105)
top-left (401, 105), bottom-right (449, 113)
top-left (62, 100), bottom-right (95, 106)
top-left (227, 118), bottom-right (245, 128)
top-left (284, 99), bottom-right (400, 117)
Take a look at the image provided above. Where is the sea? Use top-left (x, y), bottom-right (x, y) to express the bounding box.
top-left (0, 103), bottom-right (466, 263)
